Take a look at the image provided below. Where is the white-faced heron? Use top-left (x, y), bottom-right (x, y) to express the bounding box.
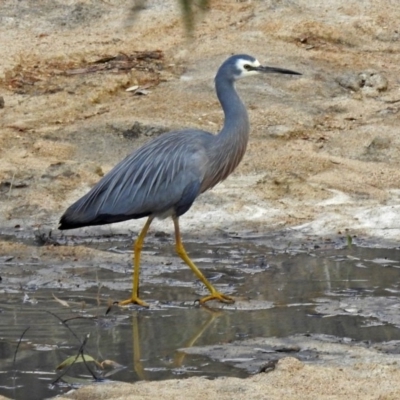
top-left (59, 54), bottom-right (300, 306)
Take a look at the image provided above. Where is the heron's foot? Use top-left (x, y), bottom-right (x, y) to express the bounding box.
top-left (198, 291), bottom-right (235, 305)
top-left (118, 296), bottom-right (149, 308)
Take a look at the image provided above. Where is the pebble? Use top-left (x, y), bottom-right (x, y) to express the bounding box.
top-left (336, 71), bottom-right (388, 94)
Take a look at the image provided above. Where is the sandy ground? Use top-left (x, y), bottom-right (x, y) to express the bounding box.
top-left (1, 0), bottom-right (400, 242)
top-left (1, 0), bottom-right (400, 398)
top-left (54, 356), bottom-right (400, 400)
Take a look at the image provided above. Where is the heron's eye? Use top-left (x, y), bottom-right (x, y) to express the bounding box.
top-left (244, 64), bottom-right (252, 71)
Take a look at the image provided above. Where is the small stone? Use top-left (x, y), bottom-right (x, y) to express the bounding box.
top-left (122, 121), bottom-right (168, 140)
top-left (0, 96), bottom-right (4, 108)
top-left (336, 73), bottom-right (363, 91)
top-left (364, 71), bottom-right (388, 91)
top-left (336, 71), bottom-right (388, 94)
top-left (367, 136), bottom-right (391, 150)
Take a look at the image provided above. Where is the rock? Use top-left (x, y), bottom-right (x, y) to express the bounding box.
top-left (337, 73), bottom-right (364, 92)
top-left (367, 136), bottom-right (391, 151)
top-left (122, 121), bottom-right (168, 140)
top-left (336, 71), bottom-right (388, 95)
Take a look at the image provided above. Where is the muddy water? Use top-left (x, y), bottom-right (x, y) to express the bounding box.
top-left (1, 234), bottom-right (400, 400)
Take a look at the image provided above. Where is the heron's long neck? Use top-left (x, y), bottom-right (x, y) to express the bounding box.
top-left (216, 77), bottom-right (250, 145)
top-left (203, 77), bottom-right (250, 190)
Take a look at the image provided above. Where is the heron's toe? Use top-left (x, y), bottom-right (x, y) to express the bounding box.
top-left (118, 297), bottom-right (149, 308)
top-left (198, 292), bottom-right (235, 305)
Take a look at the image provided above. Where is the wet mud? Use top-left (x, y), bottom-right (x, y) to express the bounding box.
top-left (1, 231), bottom-right (400, 399)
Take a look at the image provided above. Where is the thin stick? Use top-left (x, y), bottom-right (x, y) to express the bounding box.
top-left (46, 311), bottom-right (100, 383)
top-left (13, 327), bottom-right (30, 366)
top-left (13, 327), bottom-right (30, 392)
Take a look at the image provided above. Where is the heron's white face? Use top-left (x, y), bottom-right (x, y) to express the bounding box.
top-left (235, 58), bottom-right (262, 78)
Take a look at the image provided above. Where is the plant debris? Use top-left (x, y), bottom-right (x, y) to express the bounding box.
top-left (2, 50), bottom-right (164, 96)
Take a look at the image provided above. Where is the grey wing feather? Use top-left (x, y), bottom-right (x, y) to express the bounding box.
top-left (59, 130), bottom-right (212, 229)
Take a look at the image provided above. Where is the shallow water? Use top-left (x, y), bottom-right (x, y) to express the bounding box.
top-left (1, 234), bottom-right (400, 399)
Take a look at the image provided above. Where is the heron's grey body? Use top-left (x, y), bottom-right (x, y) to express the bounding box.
top-left (59, 55), bottom-right (254, 229)
top-left (59, 54), bottom-right (300, 305)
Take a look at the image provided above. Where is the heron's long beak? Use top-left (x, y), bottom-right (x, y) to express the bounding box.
top-left (255, 65), bottom-right (301, 75)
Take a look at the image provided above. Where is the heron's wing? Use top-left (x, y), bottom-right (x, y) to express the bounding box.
top-left (59, 130), bottom-right (212, 229)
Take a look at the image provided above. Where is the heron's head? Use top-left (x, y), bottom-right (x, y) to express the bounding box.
top-left (217, 54), bottom-right (301, 82)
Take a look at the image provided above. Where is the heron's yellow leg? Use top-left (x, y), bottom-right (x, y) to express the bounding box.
top-left (173, 217), bottom-right (234, 304)
top-left (174, 308), bottom-right (222, 366)
top-left (132, 313), bottom-right (146, 380)
top-left (119, 217), bottom-right (153, 307)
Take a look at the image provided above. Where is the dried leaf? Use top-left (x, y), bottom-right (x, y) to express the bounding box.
top-left (101, 359), bottom-right (124, 369)
top-left (126, 85), bottom-right (139, 92)
top-left (56, 354), bottom-right (99, 370)
top-left (135, 89), bottom-right (150, 95)
top-left (52, 292), bottom-right (70, 308)
top-left (346, 234), bottom-right (352, 249)
top-left (105, 298), bottom-right (114, 315)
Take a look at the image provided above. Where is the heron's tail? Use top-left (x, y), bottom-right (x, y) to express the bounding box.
top-left (59, 201), bottom-right (150, 230)
top-left (58, 213), bottom-right (89, 230)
